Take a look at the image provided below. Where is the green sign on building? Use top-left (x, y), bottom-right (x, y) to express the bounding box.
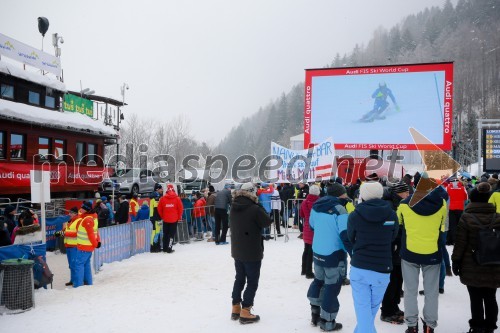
top-left (63, 94), bottom-right (94, 118)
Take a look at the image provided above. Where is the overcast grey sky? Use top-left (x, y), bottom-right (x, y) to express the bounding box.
top-left (1, 0), bottom-right (453, 145)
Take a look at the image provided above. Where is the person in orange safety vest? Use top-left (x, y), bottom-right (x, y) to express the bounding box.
top-left (73, 201), bottom-right (101, 288)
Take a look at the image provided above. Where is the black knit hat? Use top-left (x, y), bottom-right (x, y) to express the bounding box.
top-left (327, 183), bottom-right (346, 197)
top-left (469, 182), bottom-right (491, 203)
top-left (365, 173), bottom-right (379, 182)
top-left (3, 205), bottom-right (16, 215)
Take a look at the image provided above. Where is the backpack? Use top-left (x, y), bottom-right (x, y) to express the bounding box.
top-left (469, 213), bottom-right (500, 266)
top-left (32, 255), bottom-right (54, 289)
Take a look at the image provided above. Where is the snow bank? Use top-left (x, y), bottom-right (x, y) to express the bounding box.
top-left (0, 233), bottom-right (494, 332)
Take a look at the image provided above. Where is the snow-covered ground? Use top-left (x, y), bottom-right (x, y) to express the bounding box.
top-left (1, 231), bottom-right (496, 333)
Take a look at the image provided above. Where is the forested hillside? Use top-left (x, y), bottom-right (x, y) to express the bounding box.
top-left (215, 0), bottom-right (500, 167)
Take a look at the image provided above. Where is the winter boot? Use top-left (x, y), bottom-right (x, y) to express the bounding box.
top-left (421, 318), bottom-right (434, 333)
top-left (318, 318), bottom-right (343, 331)
top-left (239, 306), bottom-right (260, 324)
top-left (311, 305), bottom-right (320, 327)
top-left (231, 303), bottom-right (241, 320)
top-left (405, 326), bottom-right (418, 333)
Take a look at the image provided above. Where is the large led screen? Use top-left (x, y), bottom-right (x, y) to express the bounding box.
top-left (483, 128), bottom-right (500, 172)
top-left (304, 62), bottom-right (453, 150)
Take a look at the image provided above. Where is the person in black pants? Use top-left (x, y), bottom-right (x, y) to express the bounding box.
top-left (452, 182), bottom-right (500, 333)
top-left (214, 184), bottom-right (232, 245)
top-left (380, 181), bottom-right (409, 325)
top-left (229, 182), bottom-right (271, 324)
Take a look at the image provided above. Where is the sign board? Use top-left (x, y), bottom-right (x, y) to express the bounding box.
top-left (63, 93), bottom-right (94, 118)
top-left (30, 170), bottom-right (51, 203)
top-left (269, 138), bottom-right (335, 183)
top-left (0, 32), bottom-right (62, 76)
top-left (483, 128), bottom-right (500, 172)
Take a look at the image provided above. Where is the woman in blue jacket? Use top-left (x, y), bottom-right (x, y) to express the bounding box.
top-left (347, 181), bottom-right (399, 333)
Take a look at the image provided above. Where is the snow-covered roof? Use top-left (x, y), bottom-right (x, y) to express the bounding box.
top-left (0, 60), bottom-right (66, 92)
top-left (0, 98), bottom-right (117, 137)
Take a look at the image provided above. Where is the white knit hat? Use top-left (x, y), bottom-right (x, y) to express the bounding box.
top-left (240, 182), bottom-right (255, 193)
top-left (309, 185), bottom-right (321, 196)
top-left (360, 182), bottom-right (383, 201)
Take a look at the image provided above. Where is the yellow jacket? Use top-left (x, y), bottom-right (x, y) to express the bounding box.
top-left (397, 190), bottom-right (447, 265)
top-left (488, 192), bottom-right (500, 213)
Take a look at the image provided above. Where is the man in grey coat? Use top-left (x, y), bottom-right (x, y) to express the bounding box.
top-left (214, 183), bottom-right (232, 244)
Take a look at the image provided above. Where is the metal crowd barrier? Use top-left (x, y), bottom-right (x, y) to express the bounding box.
top-left (283, 198), bottom-right (305, 242)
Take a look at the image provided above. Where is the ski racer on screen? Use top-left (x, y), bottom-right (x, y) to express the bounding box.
top-left (360, 81), bottom-right (400, 122)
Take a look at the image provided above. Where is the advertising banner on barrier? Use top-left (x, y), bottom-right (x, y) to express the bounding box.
top-left (0, 33), bottom-right (62, 76)
top-left (269, 138), bottom-right (336, 183)
top-left (45, 216), bottom-right (69, 250)
top-left (93, 220), bottom-right (152, 272)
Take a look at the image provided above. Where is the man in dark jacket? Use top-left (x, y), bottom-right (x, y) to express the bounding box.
top-left (229, 182), bottom-right (271, 324)
top-left (3, 205), bottom-right (17, 236)
top-left (96, 200), bottom-right (110, 228)
top-left (205, 186), bottom-right (217, 241)
top-left (214, 184), bottom-right (232, 244)
top-left (380, 181), bottom-right (410, 324)
top-left (295, 182), bottom-right (309, 234)
top-left (452, 182), bottom-right (500, 333)
top-left (115, 196), bottom-right (130, 224)
top-left (280, 183), bottom-right (295, 225)
top-left (0, 216), bottom-right (12, 247)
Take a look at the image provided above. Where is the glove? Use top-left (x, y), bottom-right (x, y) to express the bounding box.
top-left (54, 231), bottom-right (64, 237)
top-left (96, 242), bottom-right (102, 249)
top-left (452, 261), bottom-right (461, 276)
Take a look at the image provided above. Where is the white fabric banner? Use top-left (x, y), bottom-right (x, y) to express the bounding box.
top-left (269, 138), bottom-right (336, 183)
top-left (0, 33), bottom-right (61, 76)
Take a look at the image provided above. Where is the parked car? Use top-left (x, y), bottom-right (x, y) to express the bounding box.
top-left (99, 168), bottom-right (157, 195)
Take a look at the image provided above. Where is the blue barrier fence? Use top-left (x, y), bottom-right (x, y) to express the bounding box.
top-left (93, 220), bottom-right (152, 272)
top-left (0, 243), bottom-right (46, 261)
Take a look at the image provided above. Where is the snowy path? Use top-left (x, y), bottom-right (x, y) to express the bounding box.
top-left (1, 234), bottom-right (496, 333)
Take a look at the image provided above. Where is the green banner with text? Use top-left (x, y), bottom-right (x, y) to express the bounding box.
top-left (63, 94), bottom-right (94, 118)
